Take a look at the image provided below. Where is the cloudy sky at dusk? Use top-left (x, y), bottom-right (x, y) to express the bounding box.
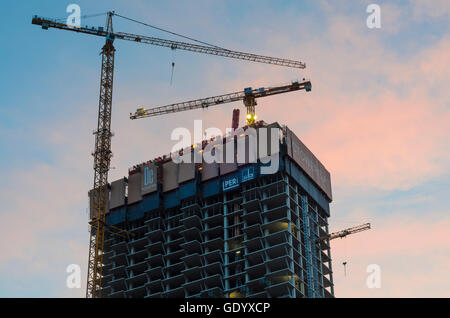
top-left (1, 0), bottom-right (449, 297)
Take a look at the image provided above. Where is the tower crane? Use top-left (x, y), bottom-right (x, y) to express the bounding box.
top-left (31, 12), bottom-right (306, 298)
top-left (130, 80), bottom-right (312, 124)
top-left (317, 223), bottom-right (371, 243)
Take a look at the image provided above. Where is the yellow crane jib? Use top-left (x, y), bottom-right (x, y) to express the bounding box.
top-left (130, 80), bottom-right (312, 124)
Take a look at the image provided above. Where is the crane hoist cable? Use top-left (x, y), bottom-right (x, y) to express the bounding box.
top-left (170, 46), bottom-right (176, 85)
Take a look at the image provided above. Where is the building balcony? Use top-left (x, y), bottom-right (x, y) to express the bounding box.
top-left (145, 228), bottom-right (165, 243)
top-left (183, 278), bottom-right (203, 297)
top-left (203, 261), bottom-right (223, 277)
top-left (202, 249), bottom-right (223, 265)
top-left (102, 272), bottom-right (114, 285)
top-left (165, 236), bottom-right (185, 251)
top-left (127, 258), bottom-right (148, 274)
top-left (165, 261), bottom-right (185, 278)
top-left (182, 266), bottom-right (203, 283)
top-left (243, 236), bottom-right (265, 253)
top-left (262, 204), bottom-right (288, 222)
top-left (164, 248), bottom-right (185, 265)
top-left (202, 237), bottom-right (224, 253)
top-left (180, 226), bottom-right (203, 242)
top-left (180, 239), bottom-right (203, 255)
top-left (181, 253), bottom-right (203, 269)
top-left (126, 283), bottom-right (147, 298)
top-left (110, 264), bottom-right (127, 278)
top-left (144, 291), bottom-right (163, 298)
top-left (180, 214), bottom-right (203, 230)
top-left (242, 223), bottom-right (263, 239)
top-left (126, 272), bottom-right (148, 291)
top-left (180, 201), bottom-right (202, 213)
top-left (103, 250), bottom-right (114, 265)
top-left (162, 285), bottom-right (185, 298)
top-left (163, 273), bottom-right (185, 291)
top-left (245, 249), bottom-right (265, 267)
top-left (130, 224), bottom-right (149, 237)
top-left (245, 262), bottom-right (266, 280)
top-left (241, 197), bottom-right (262, 212)
top-left (146, 266), bottom-right (164, 281)
top-left (109, 276), bottom-right (127, 292)
top-left (264, 268), bottom-right (295, 298)
top-left (145, 216), bottom-right (166, 230)
top-left (109, 289), bottom-right (126, 298)
top-left (265, 255), bottom-right (292, 274)
top-left (145, 241), bottom-right (165, 255)
top-left (203, 273), bottom-right (224, 290)
top-left (145, 279), bottom-right (164, 298)
top-left (247, 290), bottom-right (268, 298)
top-left (128, 236), bottom-right (149, 251)
top-left (110, 241), bottom-right (128, 255)
top-left (203, 213), bottom-right (224, 228)
top-left (165, 224), bottom-right (184, 240)
top-left (204, 225), bottom-right (224, 240)
top-left (241, 209), bottom-right (263, 226)
top-left (101, 285), bottom-right (112, 297)
top-left (127, 248), bottom-right (148, 264)
top-left (245, 276), bottom-right (268, 291)
top-left (146, 253), bottom-right (165, 268)
top-left (266, 241), bottom-right (290, 260)
top-left (264, 229), bottom-right (290, 247)
top-left (200, 286), bottom-right (223, 298)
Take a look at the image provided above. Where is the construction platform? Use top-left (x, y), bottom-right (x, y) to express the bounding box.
top-left (92, 122), bottom-right (334, 298)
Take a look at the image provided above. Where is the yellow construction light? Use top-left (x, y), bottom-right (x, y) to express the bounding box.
top-left (229, 290), bottom-right (243, 298)
top-left (246, 114), bottom-right (251, 119)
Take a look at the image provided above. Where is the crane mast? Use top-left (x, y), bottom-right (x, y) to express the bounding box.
top-left (130, 80), bottom-right (312, 124)
top-left (32, 11), bottom-right (307, 298)
top-left (86, 12), bottom-right (115, 298)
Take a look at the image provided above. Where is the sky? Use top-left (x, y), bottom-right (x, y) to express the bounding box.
top-left (0, 0), bottom-right (449, 297)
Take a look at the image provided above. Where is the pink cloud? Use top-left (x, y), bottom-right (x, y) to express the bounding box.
top-left (330, 212), bottom-right (450, 297)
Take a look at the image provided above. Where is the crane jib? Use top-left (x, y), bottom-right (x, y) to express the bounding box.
top-left (31, 16), bottom-right (306, 69)
top-left (131, 80), bottom-right (312, 120)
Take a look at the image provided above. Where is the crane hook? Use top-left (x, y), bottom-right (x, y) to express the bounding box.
top-left (170, 47), bottom-right (176, 85)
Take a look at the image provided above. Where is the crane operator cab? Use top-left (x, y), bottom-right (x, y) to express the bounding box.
top-left (134, 107), bottom-right (147, 117)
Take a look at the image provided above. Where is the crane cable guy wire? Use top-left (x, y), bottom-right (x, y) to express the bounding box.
top-left (53, 12), bottom-right (109, 23)
top-left (112, 13), bottom-right (225, 49)
top-left (112, 13), bottom-right (226, 86)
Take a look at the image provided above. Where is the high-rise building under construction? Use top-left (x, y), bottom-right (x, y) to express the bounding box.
top-left (94, 122), bottom-right (334, 298)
